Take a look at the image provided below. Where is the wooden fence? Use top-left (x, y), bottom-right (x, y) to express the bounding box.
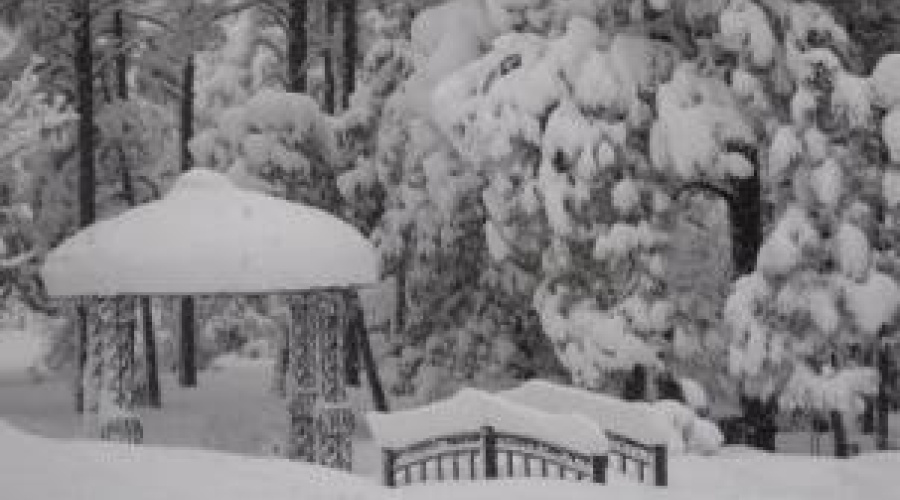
top-left (381, 425), bottom-right (608, 486)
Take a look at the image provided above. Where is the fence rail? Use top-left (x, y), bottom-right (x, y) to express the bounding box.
top-left (381, 425), bottom-right (608, 487)
top-left (605, 431), bottom-right (667, 486)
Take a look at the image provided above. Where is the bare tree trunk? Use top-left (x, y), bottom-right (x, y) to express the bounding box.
top-left (830, 410), bottom-right (849, 458)
top-left (74, 0), bottom-right (95, 413)
top-left (323, 0), bottom-right (336, 114)
top-left (349, 292), bottom-right (388, 411)
top-left (287, 0), bottom-right (308, 93)
top-left (142, 297), bottom-right (161, 406)
top-left (178, 56), bottom-right (197, 387)
top-left (392, 257), bottom-right (407, 340)
top-left (340, 0), bottom-right (357, 110)
top-left (114, 10), bottom-right (161, 406)
top-left (726, 145), bottom-right (763, 277)
top-left (876, 335), bottom-right (891, 450)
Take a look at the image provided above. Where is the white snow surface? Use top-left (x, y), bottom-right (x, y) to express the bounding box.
top-left (41, 169), bottom-right (378, 296)
top-left (366, 387), bottom-right (607, 455)
top-left (0, 420), bottom-right (379, 500)
top-left (499, 380), bottom-right (678, 448)
top-left (498, 380), bottom-right (723, 455)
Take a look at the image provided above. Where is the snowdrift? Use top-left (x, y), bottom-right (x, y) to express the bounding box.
top-left (498, 380), bottom-right (722, 454)
top-left (0, 420), bottom-right (379, 500)
top-left (366, 387), bottom-right (607, 455)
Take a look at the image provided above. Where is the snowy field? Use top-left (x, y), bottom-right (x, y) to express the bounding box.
top-left (3, 328), bottom-right (900, 500)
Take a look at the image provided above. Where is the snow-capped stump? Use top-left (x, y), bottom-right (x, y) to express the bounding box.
top-left (41, 168), bottom-right (378, 296)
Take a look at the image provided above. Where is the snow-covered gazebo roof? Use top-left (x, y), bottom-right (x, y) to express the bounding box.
top-left (41, 169), bottom-right (378, 297)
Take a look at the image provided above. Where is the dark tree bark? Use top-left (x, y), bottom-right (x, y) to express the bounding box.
top-left (350, 292), bottom-right (388, 412)
top-left (392, 257), bottom-right (407, 340)
top-left (76, 305), bottom-right (88, 413)
top-left (830, 410), bottom-right (849, 458)
top-left (178, 56), bottom-right (197, 388)
top-left (287, 0), bottom-right (308, 93)
top-left (114, 10), bottom-right (162, 407)
top-left (726, 147), bottom-right (763, 277)
top-left (876, 332), bottom-right (891, 450)
top-left (340, 0), bottom-right (357, 110)
top-left (323, 0), bottom-right (336, 114)
top-left (74, 0), bottom-right (96, 413)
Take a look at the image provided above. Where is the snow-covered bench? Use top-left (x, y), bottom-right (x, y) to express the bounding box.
top-left (367, 389), bottom-right (609, 486)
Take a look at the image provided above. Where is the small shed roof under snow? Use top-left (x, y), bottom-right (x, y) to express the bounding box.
top-left (41, 169), bottom-right (378, 297)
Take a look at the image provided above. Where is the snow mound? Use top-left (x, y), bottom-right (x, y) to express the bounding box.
top-left (366, 387), bottom-right (607, 455)
top-left (498, 380), bottom-right (722, 455)
top-left (41, 169), bottom-right (378, 296)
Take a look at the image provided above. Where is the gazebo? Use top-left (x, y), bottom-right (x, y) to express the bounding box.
top-left (40, 168), bottom-right (378, 470)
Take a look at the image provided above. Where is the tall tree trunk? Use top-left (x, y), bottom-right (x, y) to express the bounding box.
top-left (726, 146), bottom-right (763, 277)
top-left (340, 0), bottom-right (357, 110)
top-left (114, 10), bottom-right (161, 407)
top-left (76, 305), bottom-right (88, 413)
top-left (74, 0), bottom-right (96, 413)
top-left (350, 292), bottom-right (388, 411)
top-left (323, 0), bottom-right (336, 114)
top-left (287, 0), bottom-right (308, 93)
top-left (876, 335), bottom-right (891, 450)
top-left (178, 56), bottom-right (197, 387)
top-left (830, 410), bottom-right (849, 457)
top-left (392, 264), bottom-right (406, 340)
top-left (142, 297), bottom-right (161, 406)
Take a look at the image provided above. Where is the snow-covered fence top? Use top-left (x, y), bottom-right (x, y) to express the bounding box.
top-left (499, 380), bottom-right (676, 446)
top-left (498, 380), bottom-right (721, 455)
top-left (366, 388), bottom-right (607, 456)
top-left (41, 169), bottom-right (378, 297)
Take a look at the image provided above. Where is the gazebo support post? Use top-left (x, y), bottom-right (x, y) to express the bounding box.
top-left (82, 296), bottom-right (143, 444)
top-left (287, 289), bottom-right (354, 470)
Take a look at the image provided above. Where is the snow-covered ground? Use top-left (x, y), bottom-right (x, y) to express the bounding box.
top-left (3, 414), bottom-right (900, 500)
top-left (2, 329), bottom-right (900, 499)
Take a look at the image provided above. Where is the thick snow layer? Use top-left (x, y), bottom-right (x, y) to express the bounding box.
top-left (499, 380), bottom-right (678, 448)
top-left (498, 380), bottom-right (723, 455)
top-left (366, 387), bottom-right (607, 455)
top-left (0, 420), bottom-right (380, 500)
top-left (870, 53), bottom-right (900, 109)
top-left (0, 330), bottom-right (46, 382)
top-left (41, 169), bottom-right (378, 296)
top-left (883, 106), bottom-right (900, 163)
top-left (842, 272), bottom-right (900, 334)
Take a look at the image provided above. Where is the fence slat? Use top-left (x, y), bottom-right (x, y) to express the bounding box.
top-left (591, 455), bottom-right (607, 484)
top-left (382, 449), bottom-right (396, 487)
top-left (654, 444), bottom-right (668, 487)
top-left (481, 426), bottom-right (498, 480)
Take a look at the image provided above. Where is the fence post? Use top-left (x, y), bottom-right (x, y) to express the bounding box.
top-left (481, 426), bottom-right (498, 479)
top-left (382, 449), bottom-right (396, 487)
top-left (591, 454), bottom-right (607, 484)
top-left (653, 444), bottom-right (668, 487)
